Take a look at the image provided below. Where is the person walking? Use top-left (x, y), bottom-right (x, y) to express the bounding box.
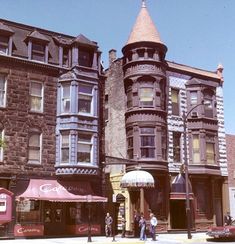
top-left (224, 211), bottom-right (233, 226)
top-left (121, 215), bottom-right (126, 238)
top-left (105, 212), bottom-right (113, 237)
top-left (150, 213), bottom-right (158, 241)
top-left (134, 210), bottom-right (140, 237)
top-left (139, 213), bottom-right (147, 241)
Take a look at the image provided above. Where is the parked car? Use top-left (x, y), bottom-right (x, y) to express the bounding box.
top-left (207, 221), bottom-right (235, 239)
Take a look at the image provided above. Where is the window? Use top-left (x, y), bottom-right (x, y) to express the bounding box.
top-left (28, 133), bottom-right (41, 164)
top-left (78, 50), bottom-right (92, 67)
top-left (192, 135), bottom-right (200, 163)
top-left (139, 88), bottom-right (153, 106)
top-left (78, 84), bottom-right (93, 114)
top-left (140, 127), bottom-right (155, 158)
top-left (63, 47), bottom-right (69, 67)
top-left (173, 132), bottom-right (181, 162)
top-left (77, 133), bottom-right (92, 163)
top-left (127, 129), bottom-right (133, 159)
top-left (171, 89), bottom-right (179, 115)
top-left (30, 81), bottom-right (43, 112)
top-left (204, 98), bottom-right (213, 118)
top-left (0, 36), bottom-right (9, 54)
top-left (32, 43), bottom-right (45, 62)
top-left (0, 130), bottom-right (4, 161)
top-left (0, 74), bottom-right (6, 107)
top-left (206, 140), bottom-right (215, 164)
top-left (105, 94), bottom-right (108, 121)
top-left (61, 84), bottom-right (70, 113)
top-left (61, 132), bottom-right (69, 164)
top-left (127, 90), bottom-right (132, 108)
top-left (190, 91), bottom-right (198, 105)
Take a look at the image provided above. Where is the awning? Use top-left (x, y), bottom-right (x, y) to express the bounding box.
top-left (15, 179), bottom-right (107, 202)
top-left (120, 170), bottom-right (154, 188)
top-left (170, 173), bottom-right (193, 200)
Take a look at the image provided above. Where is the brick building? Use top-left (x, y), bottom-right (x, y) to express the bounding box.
top-left (104, 1), bottom-right (228, 234)
top-left (226, 134), bottom-right (235, 218)
top-left (0, 19), bottom-right (106, 238)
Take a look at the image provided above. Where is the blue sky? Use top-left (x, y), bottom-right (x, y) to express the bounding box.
top-left (1, 0), bottom-right (234, 134)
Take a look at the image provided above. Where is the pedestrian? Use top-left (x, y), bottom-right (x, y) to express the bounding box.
top-left (105, 212), bottom-right (113, 237)
top-left (224, 211), bottom-right (233, 226)
top-left (139, 213), bottom-right (147, 241)
top-left (121, 215), bottom-right (126, 238)
top-left (134, 210), bottom-right (140, 237)
top-left (150, 213), bottom-right (158, 241)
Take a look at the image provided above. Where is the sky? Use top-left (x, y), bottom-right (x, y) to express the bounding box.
top-left (0, 0), bottom-right (235, 134)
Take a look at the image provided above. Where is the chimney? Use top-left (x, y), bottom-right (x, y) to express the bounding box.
top-left (109, 49), bottom-right (117, 66)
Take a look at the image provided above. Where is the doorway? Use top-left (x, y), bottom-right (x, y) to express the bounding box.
top-left (170, 200), bottom-right (186, 229)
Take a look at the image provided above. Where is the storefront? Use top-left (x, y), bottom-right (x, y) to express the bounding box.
top-left (13, 179), bottom-right (107, 238)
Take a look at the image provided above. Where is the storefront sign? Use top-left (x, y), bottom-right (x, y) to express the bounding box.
top-left (0, 188), bottom-right (13, 224)
top-left (16, 200), bottom-right (30, 212)
top-left (67, 224), bottom-right (101, 235)
top-left (14, 224), bottom-right (44, 237)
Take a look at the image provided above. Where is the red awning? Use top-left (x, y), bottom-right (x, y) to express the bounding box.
top-left (16, 179), bottom-right (107, 202)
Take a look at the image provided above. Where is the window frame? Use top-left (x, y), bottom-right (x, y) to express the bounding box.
top-left (139, 87), bottom-right (154, 107)
top-left (171, 88), bottom-right (180, 116)
top-left (0, 74), bottom-right (7, 107)
top-left (60, 131), bottom-right (70, 164)
top-left (31, 42), bottom-right (46, 62)
top-left (29, 81), bottom-right (44, 113)
top-left (78, 84), bottom-right (93, 115)
top-left (78, 49), bottom-right (93, 67)
top-left (127, 128), bottom-right (133, 159)
top-left (173, 132), bottom-right (181, 163)
top-left (192, 134), bottom-right (200, 164)
top-left (28, 132), bottom-right (42, 164)
top-left (0, 35), bottom-right (9, 54)
top-left (61, 83), bottom-right (70, 114)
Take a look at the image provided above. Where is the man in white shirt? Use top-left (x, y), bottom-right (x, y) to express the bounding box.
top-left (150, 213), bottom-right (158, 241)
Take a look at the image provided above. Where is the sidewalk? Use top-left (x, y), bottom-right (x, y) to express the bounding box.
top-left (0, 232), bottom-right (208, 244)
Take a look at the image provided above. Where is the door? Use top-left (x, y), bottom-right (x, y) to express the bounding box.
top-left (170, 200), bottom-right (187, 229)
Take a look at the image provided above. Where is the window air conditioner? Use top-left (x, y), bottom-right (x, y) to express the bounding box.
top-left (191, 111), bottom-right (198, 118)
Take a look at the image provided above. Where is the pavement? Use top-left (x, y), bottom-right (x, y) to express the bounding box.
top-left (0, 232), bottom-right (209, 244)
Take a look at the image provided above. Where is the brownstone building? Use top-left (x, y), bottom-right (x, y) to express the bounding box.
top-left (0, 19), bottom-right (106, 238)
top-left (226, 134), bottom-right (235, 218)
top-left (104, 1), bottom-right (228, 234)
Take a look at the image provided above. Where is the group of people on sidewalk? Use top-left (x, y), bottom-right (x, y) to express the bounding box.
top-left (134, 210), bottom-right (158, 241)
top-left (105, 210), bottom-right (158, 241)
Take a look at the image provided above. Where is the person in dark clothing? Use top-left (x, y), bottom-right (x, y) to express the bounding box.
top-left (134, 210), bottom-right (140, 237)
top-left (139, 213), bottom-right (147, 241)
top-left (105, 212), bottom-right (113, 237)
top-left (121, 215), bottom-right (126, 238)
top-left (224, 212), bottom-right (233, 226)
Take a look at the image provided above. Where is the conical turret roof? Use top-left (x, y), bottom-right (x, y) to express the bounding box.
top-left (126, 1), bottom-right (163, 45)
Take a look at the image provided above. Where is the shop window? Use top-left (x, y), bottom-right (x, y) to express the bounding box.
top-left (140, 127), bottom-right (155, 158)
top-left (61, 132), bottom-right (70, 164)
top-left (77, 133), bottom-right (92, 163)
top-left (0, 35), bottom-right (9, 54)
top-left (0, 74), bottom-right (6, 107)
top-left (78, 84), bottom-right (93, 114)
top-left (78, 50), bottom-right (92, 67)
top-left (16, 200), bottom-right (41, 223)
top-left (192, 135), bottom-right (200, 164)
top-left (171, 88), bottom-right (179, 116)
top-left (173, 132), bottom-right (181, 162)
top-left (30, 81), bottom-right (43, 112)
top-left (28, 133), bottom-right (41, 164)
top-left (0, 130), bottom-right (4, 161)
top-left (32, 43), bottom-right (45, 62)
top-left (190, 91), bottom-right (198, 105)
top-left (139, 87), bottom-right (153, 107)
top-left (206, 139), bottom-right (215, 164)
top-left (127, 129), bottom-right (133, 159)
top-left (61, 84), bottom-right (70, 113)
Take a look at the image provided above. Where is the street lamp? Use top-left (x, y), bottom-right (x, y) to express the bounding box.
top-left (183, 100), bottom-right (208, 239)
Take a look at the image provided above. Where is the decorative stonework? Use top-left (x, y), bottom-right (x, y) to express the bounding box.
top-left (56, 166), bottom-right (98, 175)
top-left (124, 64), bottom-right (164, 77)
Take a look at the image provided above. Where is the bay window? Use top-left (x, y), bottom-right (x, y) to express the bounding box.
top-left (127, 128), bottom-right (133, 159)
top-left (61, 84), bottom-right (70, 113)
top-left (192, 135), bottom-right (200, 163)
top-left (140, 127), bottom-right (155, 158)
top-left (61, 132), bottom-right (70, 164)
top-left (78, 84), bottom-right (93, 114)
top-left (77, 133), bottom-right (92, 163)
top-left (139, 87), bottom-right (153, 106)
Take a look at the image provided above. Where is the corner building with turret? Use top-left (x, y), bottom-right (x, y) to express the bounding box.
top-left (104, 1), bottom-right (228, 233)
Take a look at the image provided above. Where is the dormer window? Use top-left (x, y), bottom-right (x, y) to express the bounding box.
top-left (0, 35), bottom-right (9, 54)
top-left (63, 47), bottom-right (69, 67)
top-left (78, 49), bottom-right (92, 67)
top-left (32, 42), bottom-right (45, 62)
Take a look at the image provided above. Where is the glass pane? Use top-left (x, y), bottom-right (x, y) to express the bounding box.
top-left (78, 97), bottom-right (91, 113)
top-left (0, 77), bottom-right (5, 90)
top-left (78, 51), bottom-right (92, 67)
top-left (0, 91), bottom-right (5, 106)
top-left (79, 85), bottom-right (92, 94)
top-left (31, 82), bottom-right (42, 96)
top-left (140, 88), bottom-right (153, 101)
top-left (193, 135), bottom-right (199, 149)
top-left (193, 152), bottom-right (200, 163)
top-left (29, 134), bottom-right (40, 147)
top-left (141, 148), bottom-right (155, 158)
top-left (63, 85), bottom-right (70, 97)
top-left (171, 89), bottom-right (179, 103)
top-left (62, 134), bottom-right (69, 146)
top-left (78, 144), bottom-right (91, 152)
top-left (30, 97), bottom-right (42, 111)
top-left (32, 43), bottom-right (45, 52)
top-left (140, 128), bottom-right (154, 134)
top-left (141, 136), bottom-right (154, 146)
top-left (190, 92), bottom-right (197, 105)
top-left (78, 134), bottom-right (91, 142)
top-left (61, 148), bottom-right (69, 163)
top-left (29, 149), bottom-right (40, 161)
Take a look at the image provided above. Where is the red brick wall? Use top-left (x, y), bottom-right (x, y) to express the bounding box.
top-left (226, 134), bottom-right (235, 187)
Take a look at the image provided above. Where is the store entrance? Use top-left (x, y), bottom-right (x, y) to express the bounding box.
top-left (170, 200), bottom-right (187, 229)
top-left (44, 202), bottom-right (66, 236)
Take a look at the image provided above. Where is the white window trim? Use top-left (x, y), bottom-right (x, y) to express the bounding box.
top-left (61, 84), bottom-right (71, 114)
top-left (77, 134), bottom-right (94, 165)
top-left (0, 130), bottom-right (4, 161)
top-left (60, 132), bottom-right (70, 165)
top-left (0, 75), bottom-right (7, 108)
top-left (28, 133), bottom-right (42, 165)
top-left (78, 85), bottom-right (94, 116)
top-left (30, 81), bottom-right (44, 113)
